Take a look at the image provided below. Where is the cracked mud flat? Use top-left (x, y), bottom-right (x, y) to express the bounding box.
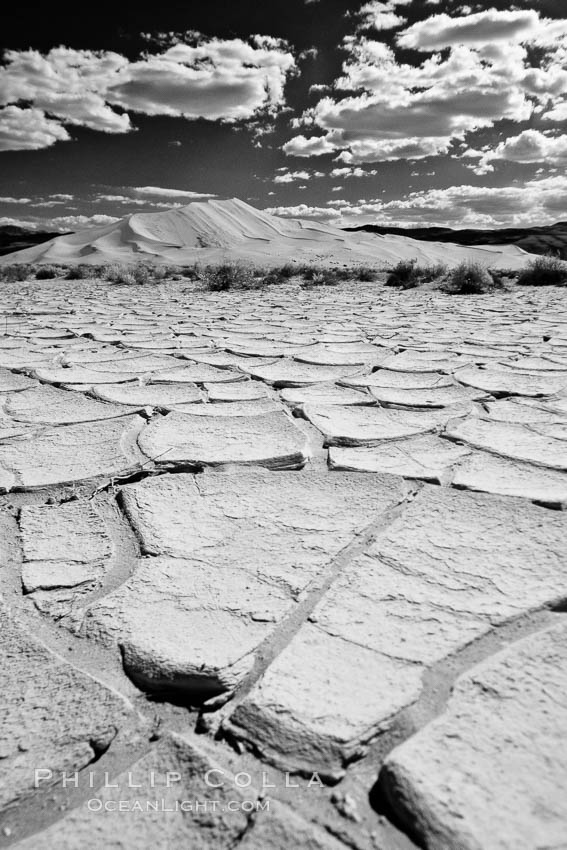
top-left (1, 275), bottom-right (566, 850)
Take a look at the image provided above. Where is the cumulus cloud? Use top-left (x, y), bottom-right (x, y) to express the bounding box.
top-left (0, 213), bottom-right (120, 231)
top-left (264, 203), bottom-right (341, 220)
top-left (543, 100), bottom-right (567, 121)
top-left (0, 105), bottom-right (71, 151)
top-left (330, 166), bottom-right (377, 177)
top-left (0, 49), bottom-right (132, 135)
top-left (269, 175), bottom-right (567, 228)
top-left (356, 0), bottom-right (412, 32)
top-left (282, 134), bottom-right (338, 157)
top-left (0, 192), bottom-right (77, 210)
top-left (283, 7), bottom-right (567, 164)
top-left (273, 169), bottom-right (324, 183)
top-left (0, 216), bottom-right (37, 229)
top-left (0, 37), bottom-right (296, 151)
top-left (107, 37), bottom-right (295, 120)
top-left (50, 214), bottom-right (121, 230)
top-left (466, 130), bottom-right (567, 172)
top-left (396, 9), bottom-right (566, 51)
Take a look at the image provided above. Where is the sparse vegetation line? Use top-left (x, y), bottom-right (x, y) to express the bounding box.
top-left (1, 255), bottom-right (565, 291)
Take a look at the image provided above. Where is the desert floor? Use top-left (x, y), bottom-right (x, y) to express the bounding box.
top-left (1, 275), bottom-right (566, 850)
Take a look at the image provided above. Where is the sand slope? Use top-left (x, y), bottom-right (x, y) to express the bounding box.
top-left (2, 198), bottom-right (535, 268)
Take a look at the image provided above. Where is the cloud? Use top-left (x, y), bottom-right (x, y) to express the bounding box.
top-left (543, 100), bottom-right (567, 121)
top-left (280, 175), bottom-right (567, 228)
top-left (274, 170), bottom-right (311, 183)
top-left (265, 203), bottom-right (341, 220)
top-left (32, 200), bottom-right (78, 208)
top-left (356, 1), bottom-right (412, 32)
top-left (81, 187), bottom-right (221, 209)
top-left (0, 105), bottom-right (71, 151)
top-left (298, 47), bottom-right (318, 61)
top-left (0, 48), bottom-right (132, 134)
top-left (0, 187), bottom-right (217, 219)
top-left (330, 166), bottom-right (378, 178)
top-left (273, 169), bottom-right (324, 183)
top-left (396, 9), bottom-right (565, 51)
top-left (0, 195), bottom-right (32, 203)
top-left (107, 37), bottom-right (295, 121)
top-left (50, 214), bottom-right (121, 230)
top-left (130, 186), bottom-right (217, 199)
top-left (282, 134), bottom-right (339, 157)
top-left (92, 193), bottom-right (187, 209)
top-left (0, 213), bottom-right (120, 231)
top-left (0, 37), bottom-right (296, 151)
top-left (283, 8), bottom-right (567, 164)
top-left (467, 130), bottom-right (567, 171)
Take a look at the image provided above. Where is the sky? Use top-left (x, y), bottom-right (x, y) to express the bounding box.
top-left (0, 0), bottom-right (566, 231)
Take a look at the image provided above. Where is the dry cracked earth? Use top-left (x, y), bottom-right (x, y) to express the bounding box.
top-left (1, 276), bottom-right (567, 850)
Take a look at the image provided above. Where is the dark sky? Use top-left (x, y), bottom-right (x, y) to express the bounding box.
top-left (1, 0), bottom-right (566, 230)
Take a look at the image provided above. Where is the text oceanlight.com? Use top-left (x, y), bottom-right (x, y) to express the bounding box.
top-left (86, 799), bottom-right (270, 813)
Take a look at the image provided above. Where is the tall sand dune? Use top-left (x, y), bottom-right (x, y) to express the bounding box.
top-left (1, 198), bottom-right (536, 269)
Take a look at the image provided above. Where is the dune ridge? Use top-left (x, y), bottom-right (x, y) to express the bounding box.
top-left (1, 197), bottom-right (536, 269)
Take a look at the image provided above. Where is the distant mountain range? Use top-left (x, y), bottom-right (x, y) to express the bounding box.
top-left (343, 221), bottom-right (567, 259)
top-left (0, 225), bottom-right (69, 257)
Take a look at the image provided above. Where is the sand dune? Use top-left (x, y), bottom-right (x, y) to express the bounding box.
top-left (2, 198), bottom-right (536, 268)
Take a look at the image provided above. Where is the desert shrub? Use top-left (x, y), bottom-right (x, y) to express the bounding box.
top-left (145, 266), bottom-right (166, 282)
top-left (180, 264), bottom-right (200, 280)
top-left (35, 264), bottom-right (64, 280)
top-left (385, 260), bottom-right (448, 289)
top-left (64, 264), bottom-right (97, 280)
top-left (101, 263), bottom-right (154, 284)
top-left (385, 259), bottom-right (420, 289)
top-left (261, 270), bottom-right (287, 287)
top-left (297, 265), bottom-right (319, 281)
top-left (274, 263), bottom-right (295, 279)
top-left (0, 264), bottom-right (35, 282)
top-left (443, 261), bottom-right (500, 294)
top-left (149, 264), bottom-right (186, 282)
top-left (132, 264), bottom-right (152, 285)
top-left (297, 266), bottom-right (346, 284)
top-left (418, 263), bottom-right (447, 283)
top-left (331, 268), bottom-right (352, 282)
top-left (203, 263), bottom-right (255, 291)
top-left (517, 255), bottom-right (567, 287)
top-left (354, 265), bottom-right (378, 282)
top-left (491, 269), bottom-right (518, 287)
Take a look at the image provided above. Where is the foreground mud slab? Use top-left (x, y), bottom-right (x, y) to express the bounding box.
top-left (79, 470), bottom-right (407, 695)
top-left (1, 276), bottom-right (566, 849)
top-left (1, 606), bottom-right (145, 811)
top-left (0, 414), bottom-right (147, 490)
top-left (138, 409), bottom-right (311, 470)
top-left (381, 622), bottom-right (567, 850)
top-left (227, 487), bottom-right (567, 778)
